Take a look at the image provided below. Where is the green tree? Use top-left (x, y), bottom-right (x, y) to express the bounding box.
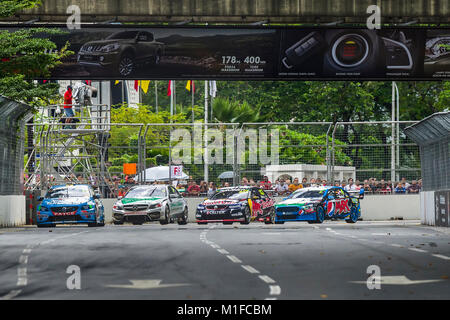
top-left (0, 1), bottom-right (71, 106)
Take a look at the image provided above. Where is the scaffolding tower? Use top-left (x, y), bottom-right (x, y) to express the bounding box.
top-left (24, 102), bottom-right (115, 197)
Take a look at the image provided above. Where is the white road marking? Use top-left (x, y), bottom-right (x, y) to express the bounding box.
top-left (226, 255), bottom-right (242, 263)
top-left (350, 275), bottom-right (444, 285)
top-left (22, 248), bottom-right (32, 254)
top-left (325, 228), bottom-right (332, 231)
top-left (408, 248), bottom-right (427, 253)
top-left (269, 285), bottom-right (281, 295)
top-left (19, 255), bottom-right (28, 264)
top-left (1, 290), bottom-right (22, 300)
top-left (105, 279), bottom-right (190, 289)
top-left (432, 254), bottom-right (450, 261)
top-left (390, 244), bottom-right (403, 247)
top-left (259, 275), bottom-right (276, 284)
top-left (242, 265), bottom-right (260, 274)
top-left (201, 225), bottom-right (281, 300)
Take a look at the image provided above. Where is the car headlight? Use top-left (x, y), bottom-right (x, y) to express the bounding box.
top-left (100, 43), bottom-right (120, 53)
top-left (197, 204), bottom-right (205, 210)
top-left (113, 204), bottom-right (123, 210)
top-left (39, 205), bottom-right (49, 212)
top-left (148, 203), bottom-right (162, 210)
top-left (81, 204), bottom-right (95, 211)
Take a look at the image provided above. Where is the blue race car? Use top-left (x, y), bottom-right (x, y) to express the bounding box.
top-left (36, 184), bottom-right (105, 227)
top-left (274, 186), bottom-right (364, 224)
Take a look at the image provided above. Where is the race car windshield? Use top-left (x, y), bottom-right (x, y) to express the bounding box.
top-left (125, 187), bottom-right (166, 198)
top-left (106, 31), bottom-right (139, 40)
top-left (292, 190), bottom-right (324, 199)
top-left (211, 190), bottom-right (249, 200)
top-left (46, 186), bottom-right (90, 198)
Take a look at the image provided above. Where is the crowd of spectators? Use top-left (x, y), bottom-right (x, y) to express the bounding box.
top-left (25, 172), bottom-right (422, 199)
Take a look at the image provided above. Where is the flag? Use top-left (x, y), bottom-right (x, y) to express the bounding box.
top-left (167, 80), bottom-right (172, 96)
top-left (134, 80), bottom-right (139, 92)
top-left (209, 80), bottom-right (217, 98)
top-left (114, 80), bottom-right (120, 85)
top-left (186, 80), bottom-right (195, 92)
top-left (140, 80), bottom-right (150, 94)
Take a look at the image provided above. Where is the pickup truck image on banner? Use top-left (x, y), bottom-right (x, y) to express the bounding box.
top-left (1, 25), bottom-right (449, 80)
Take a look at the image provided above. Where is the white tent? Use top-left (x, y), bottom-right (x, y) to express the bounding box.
top-left (136, 166), bottom-right (189, 182)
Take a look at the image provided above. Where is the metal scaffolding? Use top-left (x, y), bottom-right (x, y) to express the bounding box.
top-left (24, 103), bottom-right (114, 196)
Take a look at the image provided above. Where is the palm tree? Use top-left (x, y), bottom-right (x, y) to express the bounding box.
top-left (212, 97), bottom-right (263, 123)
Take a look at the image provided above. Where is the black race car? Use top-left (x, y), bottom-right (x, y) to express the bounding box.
top-left (196, 186), bottom-right (276, 225)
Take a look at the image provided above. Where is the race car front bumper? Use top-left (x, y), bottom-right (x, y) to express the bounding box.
top-left (195, 207), bottom-right (245, 223)
top-left (113, 208), bottom-right (162, 223)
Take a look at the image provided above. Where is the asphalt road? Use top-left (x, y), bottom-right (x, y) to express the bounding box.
top-left (0, 220), bottom-right (449, 300)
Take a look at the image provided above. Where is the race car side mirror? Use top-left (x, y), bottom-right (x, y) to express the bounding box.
top-left (94, 193), bottom-right (101, 199)
top-left (359, 189), bottom-right (365, 199)
top-left (37, 196), bottom-right (44, 201)
top-left (117, 196), bottom-right (123, 200)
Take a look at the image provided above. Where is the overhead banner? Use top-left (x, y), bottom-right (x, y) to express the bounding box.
top-left (2, 25), bottom-right (450, 80)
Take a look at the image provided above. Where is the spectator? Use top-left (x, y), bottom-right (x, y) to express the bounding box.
top-left (394, 183), bottom-right (406, 194)
top-left (310, 178), bottom-right (316, 187)
top-left (199, 181), bottom-right (208, 195)
top-left (207, 182), bottom-right (217, 198)
top-left (260, 176), bottom-right (272, 190)
top-left (302, 177), bottom-right (307, 185)
top-left (334, 181), bottom-right (340, 187)
top-left (63, 85), bottom-right (74, 118)
top-left (407, 180), bottom-right (420, 194)
top-left (187, 180), bottom-right (200, 196)
top-left (341, 181), bottom-right (347, 189)
top-left (241, 177), bottom-right (249, 186)
top-left (363, 182), bottom-right (371, 192)
top-left (274, 179), bottom-right (289, 195)
top-left (344, 178), bottom-right (357, 191)
top-left (321, 179), bottom-right (328, 186)
top-left (223, 182), bottom-right (230, 188)
top-left (288, 178), bottom-right (302, 193)
top-left (400, 177), bottom-right (409, 189)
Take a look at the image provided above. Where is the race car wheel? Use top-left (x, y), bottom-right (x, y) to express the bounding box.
top-left (265, 208), bottom-right (276, 224)
top-left (88, 222), bottom-right (97, 227)
top-left (315, 205), bottom-right (325, 224)
top-left (160, 207), bottom-right (170, 225)
top-left (274, 221), bottom-right (284, 224)
top-left (223, 221), bottom-right (233, 225)
top-left (113, 221), bottom-right (124, 225)
top-left (240, 206), bottom-right (250, 225)
top-left (345, 206), bottom-right (359, 223)
top-left (197, 222), bottom-right (208, 225)
top-left (177, 207), bottom-right (188, 225)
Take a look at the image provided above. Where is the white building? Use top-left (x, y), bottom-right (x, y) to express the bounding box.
top-left (262, 164), bottom-right (356, 183)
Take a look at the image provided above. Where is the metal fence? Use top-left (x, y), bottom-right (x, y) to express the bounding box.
top-left (404, 112), bottom-right (450, 192)
top-left (25, 120), bottom-right (421, 197)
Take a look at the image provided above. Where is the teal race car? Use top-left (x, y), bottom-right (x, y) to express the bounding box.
top-left (274, 186), bottom-right (364, 224)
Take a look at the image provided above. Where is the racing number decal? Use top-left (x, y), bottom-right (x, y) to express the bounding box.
top-left (326, 199), bottom-right (351, 217)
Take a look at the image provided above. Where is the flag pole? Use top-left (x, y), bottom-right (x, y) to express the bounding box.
top-left (204, 80), bottom-right (209, 183)
top-left (191, 81), bottom-right (195, 123)
top-left (170, 80), bottom-right (174, 118)
top-left (155, 81), bottom-right (158, 113)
